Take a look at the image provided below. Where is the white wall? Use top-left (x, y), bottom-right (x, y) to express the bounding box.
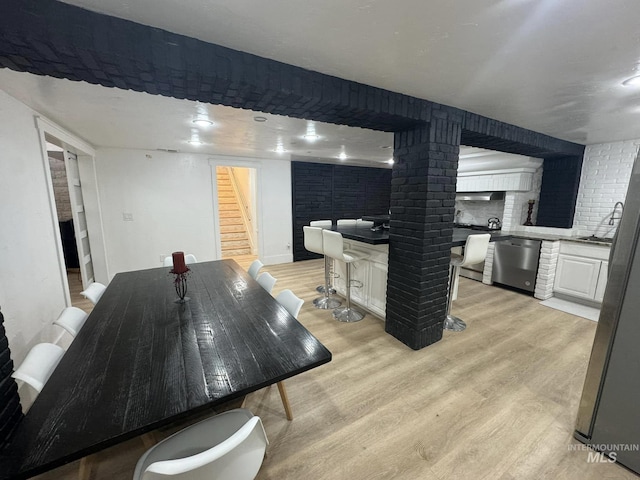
top-left (0, 90), bottom-right (67, 365)
top-left (95, 149), bottom-right (293, 277)
top-left (573, 140), bottom-right (640, 237)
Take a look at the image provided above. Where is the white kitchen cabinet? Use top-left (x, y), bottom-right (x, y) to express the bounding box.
top-left (554, 255), bottom-right (602, 299)
top-left (334, 241), bottom-right (388, 319)
top-left (553, 242), bottom-right (610, 304)
top-left (368, 261), bottom-right (388, 318)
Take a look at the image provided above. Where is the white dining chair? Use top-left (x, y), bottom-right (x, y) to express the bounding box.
top-left (273, 289), bottom-right (304, 421)
top-left (53, 306), bottom-right (89, 337)
top-left (256, 272), bottom-right (277, 294)
top-left (133, 408), bottom-right (268, 480)
top-left (12, 343), bottom-right (65, 393)
top-left (276, 289), bottom-right (304, 319)
top-left (247, 259), bottom-right (264, 280)
top-left (80, 282), bottom-right (107, 305)
top-left (163, 254), bottom-right (198, 267)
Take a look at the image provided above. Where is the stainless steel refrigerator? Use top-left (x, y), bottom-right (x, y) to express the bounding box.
top-left (575, 150), bottom-right (640, 473)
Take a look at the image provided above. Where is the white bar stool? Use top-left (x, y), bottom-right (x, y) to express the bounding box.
top-left (337, 219), bottom-right (357, 227)
top-left (322, 229), bottom-right (369, 322)
top-left (444, 234), bottom-right (490, 332)
top-left (356, 218), bottom-right (375, 229)
top-left (310, 220), bottom-right (335, 295)
top-left (304, 226), bottom-right (341, 309)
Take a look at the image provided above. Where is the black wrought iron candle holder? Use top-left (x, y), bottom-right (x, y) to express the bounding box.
top-left (172, 271), bottom-right (190, 303)
top-left (524, 199), bottom-right (535, 226)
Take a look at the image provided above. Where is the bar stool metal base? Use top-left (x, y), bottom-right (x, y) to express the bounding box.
top-left (313, 296), bottom-right (342, 309)
top-left (444, 263), bottom-right (466, 332)
top-left (315, 285), bottom-right (337, 294)
top-left (444, 314), bottom-right (466, 332)
top-left (333, 307), bottom-right (365, 323)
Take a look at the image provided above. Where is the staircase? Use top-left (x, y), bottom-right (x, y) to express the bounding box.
top-left (216, 167), bottom-right (253, 257)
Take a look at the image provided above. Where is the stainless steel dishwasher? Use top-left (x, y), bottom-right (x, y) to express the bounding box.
top-left (492, 238), bottom-right (541, 293)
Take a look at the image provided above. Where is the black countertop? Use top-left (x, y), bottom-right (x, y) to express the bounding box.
top-left (335, 226), bottom-right (389, 244)
top-left (336, 226), bottom-right (511, 247)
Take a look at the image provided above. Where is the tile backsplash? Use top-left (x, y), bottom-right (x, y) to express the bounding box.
top-left (455, 199), bottom-right (505, 226)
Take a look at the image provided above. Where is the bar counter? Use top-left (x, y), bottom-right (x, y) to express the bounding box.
top-left (331, 226), bottom-right (511, 319)
top-left (336, 226), bottom-right (511, 246)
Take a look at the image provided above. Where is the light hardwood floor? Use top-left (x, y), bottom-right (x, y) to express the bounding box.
top-left (37, 260), bottom-right (638, 480)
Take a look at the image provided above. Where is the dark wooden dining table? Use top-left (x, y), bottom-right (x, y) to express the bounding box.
top-left (0, 260), bottom-right (332, 479)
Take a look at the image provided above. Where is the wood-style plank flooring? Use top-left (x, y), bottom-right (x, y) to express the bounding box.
top-left (36, 260), bottom-right (638, 480)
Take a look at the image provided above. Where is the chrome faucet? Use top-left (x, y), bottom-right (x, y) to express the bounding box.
top-left (610, 201), bottom-right (624, 225)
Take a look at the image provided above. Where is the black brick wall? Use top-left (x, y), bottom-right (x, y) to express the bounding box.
top-left (0, 0), bottom-right (588, 349)
top-left (386, 112), bottom-right (462, 349)
top-left (537, 156), bottom-right (584, 228)
top-left (462, 112), bottom-right (584, 159)
top-left (0, 310), bottom-right (23, 448)
top-left (292, 162), bottom-right (391, 261)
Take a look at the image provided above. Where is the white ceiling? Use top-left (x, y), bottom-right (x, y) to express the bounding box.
top-left (0, 69), bottom-right (396, 166)
top-left (3, 0), bottom-right (639, 166)
top-left (52, 0), bottom-right (640, 146)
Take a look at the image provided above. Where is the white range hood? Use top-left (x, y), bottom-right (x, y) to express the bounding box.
top-left (457, 150), bottom-right (543, 193)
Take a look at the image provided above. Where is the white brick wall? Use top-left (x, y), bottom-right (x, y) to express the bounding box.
top-left (502, 166), bottom-right (543, 230)
top-left (482, 242), bottom-right (495, 285)
top-left (534, 240), bottom-right (560, 300)
top-left (573, 139), bottom-right (640, 237)
top-left (455, 199), bottom-right (504, 225)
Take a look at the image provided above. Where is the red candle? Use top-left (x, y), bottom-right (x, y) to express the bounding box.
top-left (172, 251), bottom-right (188, 274)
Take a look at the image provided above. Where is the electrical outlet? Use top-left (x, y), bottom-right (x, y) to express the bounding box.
top-left (286, 242), bottom-right (291, 250)
top-left (160, 254), bottom-right (166, 263)
top-left (122, 212), bottom-right (134, 221)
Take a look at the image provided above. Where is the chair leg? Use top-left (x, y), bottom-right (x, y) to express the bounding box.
top-left (276, 381), bottom-right (293, 421)
top-left (332, 262), bottom-right (365, 322)
top-left (444, 264), bottom-right (466, 332)
top-left (313, 256), bottom-right (341, 309)
top-left (79, 455), bottom-right (96, 480)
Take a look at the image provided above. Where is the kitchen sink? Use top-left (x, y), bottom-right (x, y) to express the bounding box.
top-left (578, 235), bottom-right (614, 243)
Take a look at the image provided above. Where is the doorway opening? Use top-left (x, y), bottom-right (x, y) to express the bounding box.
top-left (45, 134), bottom-right (95, 311)
top-left (215, 165), bottom-right (258, 270)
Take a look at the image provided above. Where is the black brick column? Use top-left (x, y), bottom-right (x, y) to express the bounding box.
top-left (0, 309), bottom-right (23, 448)
top-left (537, 155), bottom-right (583, 228)
top-left (385, 116), bottom-right (461, 349)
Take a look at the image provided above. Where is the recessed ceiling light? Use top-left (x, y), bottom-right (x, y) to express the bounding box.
top-left (303, 134), bottom-right (320, 142)
top-left (387, 158), bottom-right (395, 164)
top-left (380, 145), bottom-right (391, 149)
top-left (188, 139), bottom-right (203, 146)
top-left (192, 118), bottom-right (214, 127)
top-left (622, 75), bottom-right (640, 87)
top-left (338, 152), bottom-right (348, 161)
top-left (254, 116), bottom-right (267, 122)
